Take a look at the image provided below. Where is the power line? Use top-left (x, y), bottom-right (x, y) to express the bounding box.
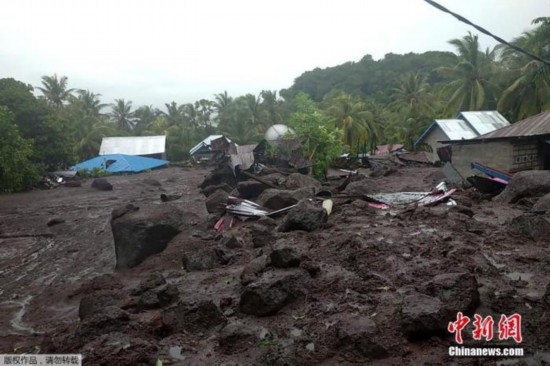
top-left (423, 0), bottom-right (550, 66)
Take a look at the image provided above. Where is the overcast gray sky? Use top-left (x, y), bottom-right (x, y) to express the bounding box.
top-left (1, 0), bottom-right (547, 108)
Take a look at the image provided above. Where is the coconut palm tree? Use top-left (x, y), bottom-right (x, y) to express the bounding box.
top-left (261, 90), bottom-right (282, 126)
top-left (326, 94), bottom-right (372, 152)
top-left (439, 33), bottom-right (500, 114)
top-left (110, 99), bottom-right (134, 131)
top-left (36, 74), bottom-right (74, 109)
top-left (72, 89), bottom-right (107, 116)
top-left (497, 18), bottom-right (550, 120)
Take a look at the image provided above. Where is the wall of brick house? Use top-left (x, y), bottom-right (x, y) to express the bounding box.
top-left (451, 139), bottom-right (542, 177)
top-left (420, 127), bottom-right (450, 162)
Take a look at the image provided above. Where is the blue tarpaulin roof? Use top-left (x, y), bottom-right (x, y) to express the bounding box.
top-left (70, 154), bottom-right (169, 173)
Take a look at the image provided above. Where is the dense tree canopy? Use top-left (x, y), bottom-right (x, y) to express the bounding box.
top-left (1, 17), bottom-right (548, 192)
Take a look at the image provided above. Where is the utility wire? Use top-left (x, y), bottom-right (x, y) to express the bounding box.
top-left (424, 0), bottom-right (550, 66)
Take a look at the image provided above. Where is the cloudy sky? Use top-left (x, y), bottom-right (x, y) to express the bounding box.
top-left (1, 0), bottom-right (547, 108)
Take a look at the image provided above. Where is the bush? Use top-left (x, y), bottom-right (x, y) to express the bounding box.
top-left (0, 107), bottom-right (39, 192)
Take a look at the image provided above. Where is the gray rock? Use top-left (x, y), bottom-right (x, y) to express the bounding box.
top-left (239, 269), bottom-right (307, 316)
top-left (343, 181), bottom-right (375, 196)
top-left (202, 183), bottom-right (234, 197)
top-left (250, 224), bottom-right (275, 248)
top-left (79, 292), bottom-right (120, 320)
top-left (495, 170), bottom-right (550, 203)
top-left (111, 204), bottom-right (184, 269)
top-left (91, 178), bottom-right (113, 191)
top-left (182, 246), bottom-right (232, 271)
top-left (336, 316), bottom-right (389, 360)
top-left (47, 217), bottom-right (65, 227)
top-left (508, 213), bottom-right (550, 242)
top-left (270, 247), bottom-right (301, 268)
top-left (423, 272), bottom-right (479, 317)
top-left (205, 189), bottom-right (229, 214)
top-left (284, 173), bottom-right (322, 190)
top-left (199, 164), bottom-right (237, 190)
top-left (219, 232), bottom-right (242, 249)
top-left (240, 255), bottom-right (268, 285)
top-left (257, 188), bottom-right (314, 210)
top-left (278, 200), bottom-right (328, 232)
top-left (131, 272), bottom-right (166, 295)
top-left (534, 193), bottom-right (550, 211)
top-left (218, 322), bottom-right (261, 355)
top-left (162, 300), bottom-right (226, 334)
top-left (138, 284), bottom-right (179, 309)
top-left (237, 180), bottom-right (268, 199)
top-left (401, 291), bottom-right (444, 339)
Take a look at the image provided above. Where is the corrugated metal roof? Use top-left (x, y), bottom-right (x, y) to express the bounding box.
top-left (189, 135), bottom-right (230, 155)
top-left (100, 136), bottom-right (166, 156)
top-left (476, 110), bottom-right (550, 139)
top-left (458, 111), bottom-right (510, 135)
top-left (435, 119), bottom-right (479, 140)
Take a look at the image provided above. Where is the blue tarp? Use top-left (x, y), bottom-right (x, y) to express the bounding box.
top-left (70, 154), bottom-right (169, 173)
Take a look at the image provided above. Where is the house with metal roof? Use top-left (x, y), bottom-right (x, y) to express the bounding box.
top-left (100, 135), bottom-right (166, 159)
top-left (71, 154), bottom-right (169, 174)
top-left (189, 135), bottom-right (231, 162)
top-left (414, 111), bottom-right (510, 162)
top-left (444, 110), bottom-right (550, 177)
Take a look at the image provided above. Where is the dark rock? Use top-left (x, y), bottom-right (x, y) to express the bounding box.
top-left (370, 166), bottom-right (397, 178)
top-left (239, 269), bottom-right (307, 316)
top-left (278, 200), bottom-right (328, 232)
top-left (508, 213), bottom-right (550, 242)
top-left (218, 322), bottom-right (261, 355)
top-left (79, 292), bottom-right (120, 320)
top-left (138, 284), bottom-right (179, 309)
top-left (111, 204), bottom-right (184, 269)
top-left (261, 173), bottom-right (286, 186)
top-left (162, 300), bottom-right (226, 334)
top-left (343, 181), bottom-right (375, 196)
top-left (111, 204), bottom-right (139, 220)
top-left (270, 247), bottom-right (301, 268)
top-left (219, 232), bottom-right (241, 249)
top-left (205, 189), bottom-right (229, 214)
top-left (237, 180), bottom-right (268, 199)
top-left (336, 316), bottom-right (389, 360)
top-left (284, 173), bottom-right (322, 190)
top-left (142, 178), bottom-right (161, 186)
top-left (85, 274), bottom-right (123, 292)
top-left (199, 164), bottom-right (237, 190)
top-left (257, 188), bottom-right (314, 210)
top-left (131, 272), bottom-right (166, 295)
top-left (250, 224), bottom-right (275, 248)
top-left (401, 291), bottom-right (444, 339)
top-left (300, 260), bottom-right (321, 277)
top-left (202, 183), bottom-right (234, 197)
top-left (64, 180), bottom-right (82, 187)
top-left (182, 246), bottom-right (232, 271)
top-left (160, 193), bottom-right (181, 202)
top-left (240, 255), bottom-right (268, 285)
top-left (91, 178), bottom-right (113, 191)
top-left (423, 272), bottom-right (479, 317)
top-left (495, 170), bottom-right (550, 203)
top-left (47, 217), bottom-right (65, 227)
top-left (534, 193), bottom-right (550, 211)
top-left (451, 205), bottom-right (475, 218)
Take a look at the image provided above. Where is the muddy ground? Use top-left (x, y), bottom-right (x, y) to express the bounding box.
top-left (0, 165), bottom-right (549, 365)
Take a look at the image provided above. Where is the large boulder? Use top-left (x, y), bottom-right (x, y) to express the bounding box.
top-left (495, 170), bottom-right (550, 203)
top-left (400, 291), bottom-right (444, 339)
top-left (342, 181), bottom-right (375, 196)
top-left (270, 247), bottom-right (301, 268)
top-left (239, 269), bottom-right (307, 316)
top-left (162, 300), bottom-right (226, 334)
top-left (423, 272), bottom-right (479, 317)
top-left (284, 173), bottom-right (322, 190)
top-left (237, 180), bottom-right (268, 199)
top-left (202, 183), bottom-right (233, 197)
top-left (336, 316), bottom-right (389, 360)
top-left (182, 246), bottom-right (232, 271)
top-left (111, 204), bottom-right (185, 269)
top-left (199, 164), bottom-right (237, 190)
top-left (278, 200), bottom-right (328, 232)
top-left (257, 188), bottom-right (314, 210)
top-left (205, 189), bottom-right (229, 214)
top-left (533, 193), bottom-right (550, 211)
top-left (91, 178), bottom-right (113, 191)
top-left (508, 213), bottom-right (550, 242)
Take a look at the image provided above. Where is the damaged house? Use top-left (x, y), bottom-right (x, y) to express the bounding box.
top-left (189, 135), bottom-right (231, 162)
top-left (414, 111), bottom-right (510, 162)
top-left (445, 110), bottom-right (550, 178)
